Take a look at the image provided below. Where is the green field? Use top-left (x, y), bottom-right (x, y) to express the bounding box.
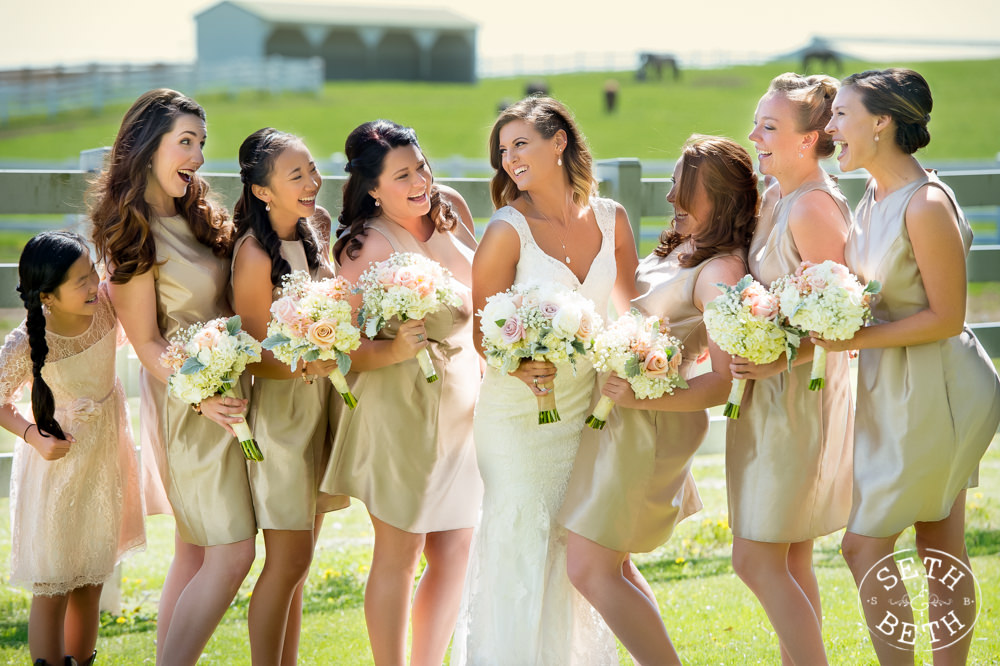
top-left (2, 59), bottom-right (999, 168)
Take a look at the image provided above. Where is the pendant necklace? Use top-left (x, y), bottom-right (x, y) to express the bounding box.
top-left (536, 206), bottom-right (572, 264)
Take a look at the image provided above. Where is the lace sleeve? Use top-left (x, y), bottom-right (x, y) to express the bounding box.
top-left (0, 325), bottom-right (32, 405)
top-left (100, 283), bottom-right (129, 348)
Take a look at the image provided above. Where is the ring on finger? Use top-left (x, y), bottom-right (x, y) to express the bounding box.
top-left (533, 377), bottom-right (538, 387)
top-left (416, 333), bottom-right (425, 342)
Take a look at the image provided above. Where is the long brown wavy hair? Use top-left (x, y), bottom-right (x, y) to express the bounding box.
top-left (89, 89), bottom-right (233, 283)
top-left (655, 135), bottom-right (758, 267)
top-left (487, 96), bottom-right (596, 209)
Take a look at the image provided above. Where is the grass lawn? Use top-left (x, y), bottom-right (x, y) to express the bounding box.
top-left (1, 407), bottom-right (998, 664)
top-left (1, 59), bottom-right (998, 169)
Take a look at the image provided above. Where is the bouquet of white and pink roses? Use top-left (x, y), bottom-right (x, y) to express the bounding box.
top-left (262, 271), bottom-right (362, 408)
top-left (160, 315), bottom-right (264, 461)
top-left (585, 308), bottom-right (688, 430)
top-left (703, 276), bottom-right (793, 419)
top-left (772, 260), bottom-right (880, 390)
top-left (356, 252), bottom-right (463, 383)
top-left (479, 281), bottom-right (601, 424)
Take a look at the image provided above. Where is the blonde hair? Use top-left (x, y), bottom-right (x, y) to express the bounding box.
top-left (767, 72), bottom-right (839, 158)
top-left (487, 96), bottom-right (596, 209)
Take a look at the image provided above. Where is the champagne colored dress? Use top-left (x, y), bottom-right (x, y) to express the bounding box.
top-left (727, 176), bottom-right (854, 542)
top-left (846, 171), bottom-right (1000, 537)
top-left (231, 233), bottom-right (348, 531)
top-left (559, 239), bottom-right (727, 553)
top-left (140, 214), bottom-right (256, 546)
top-left (453, 198), bottom-right (619, 666)
top-left (3, 290), bottom-right (145, 595)
top-left (320, 217), bottom-right (483, 533)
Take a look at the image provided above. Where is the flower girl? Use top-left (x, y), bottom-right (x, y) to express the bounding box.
top-left (0, 232), bottom-right (144, 665)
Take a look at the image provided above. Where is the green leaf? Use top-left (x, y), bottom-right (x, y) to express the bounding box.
top-left (494, 319), bottom-right (507, 327)
top-left (261, 333), bottom-right (290, 350)
top-left (734, 274), bottom-right (754, 291)
top-left (864, 280), bottom-right (882, 295)
top-left (303, 349), bottom-right (320, 362)
top-left (624, 355), bottom-right (641, 379)
top-left (179, 357), bottom-right (205, 375)
top-left (336, 350), bottom-right (352, 375)
top-left (226, 315), bottom-right (242, 336)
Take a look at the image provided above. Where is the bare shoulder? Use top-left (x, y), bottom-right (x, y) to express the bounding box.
top-left (700, 253), bottom-right (747, 284)
top-left (906, 183), bottom-right (959, 231)
top-left (232, 234), bottom-right (270, 269)
top-left (337, 229), bottom-right (394, 281)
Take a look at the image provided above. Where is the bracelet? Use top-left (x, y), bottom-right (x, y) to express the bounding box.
top-left (192, 402), bottom-right (203, 415)
top-left (22, 423), bottom-right (36, 440)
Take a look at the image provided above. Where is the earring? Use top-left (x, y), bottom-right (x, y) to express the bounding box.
top-left (798, 151), bottom-right (804, 159)
top-left (557, 156), bottom-right (563, 167)
top-left (874, 133), bottom-right (880, 143)
top-left (265, 203), bottom-right (270, 212)
top-left (375, 198), bottom-right (381, 207)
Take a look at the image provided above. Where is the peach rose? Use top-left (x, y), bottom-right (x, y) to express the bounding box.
top-left (271, 296), bottom-right (301, 327)
top-left (742, 284), bottom-right (778, 319)
top-left (393, 266), bottom-right (420, 290)
top-left (643, 349), bottom-right (671, 377)
top-left (191, 326), bottom-right (222, 352)
top-left (307, 320), bottom-right (338, 349)
top-left (576, 312), bottom-right (595, 343)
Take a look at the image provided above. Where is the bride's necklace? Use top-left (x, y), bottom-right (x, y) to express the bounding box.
top-left (535, 206), bottom-right (573, 265)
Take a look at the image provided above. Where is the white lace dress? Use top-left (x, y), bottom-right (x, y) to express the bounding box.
top-left (2, 290), bottom-right (145, 595)
top-left (452, 197), bottom-right (620, 665)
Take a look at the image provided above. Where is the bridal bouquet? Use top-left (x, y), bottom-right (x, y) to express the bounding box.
top-left (772, 260), bottom-right (880, 390)
top-left (585, 308), bottom-right (688, 429)
top-left (356, 252), bottom-right (462, 383)
top-left (703, 276), bottom-right (792, 419)
top-left (160, 315), bottom-right (264, 461)
top-left (262, 271), bottom-right (361, 408)
top-left (479, 281), bottom-right (601, 424)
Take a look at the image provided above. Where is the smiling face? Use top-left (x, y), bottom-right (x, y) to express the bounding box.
top-left (748, 92), bottom-right (813, 178)
top-left (497, 118), bottom-right (564, 192)
top-left (144, 113), bottom-right (207, 217)
top-left (256, 140), bottom-right (321, 223)
top-left (825, 85), bottom-right (881, 172)
top-left (369, 144), bottom-right (432, 221)
top-left (666, 157), bottom-right (712, 237)
top-left (41, 250), bottom-right (99, 319)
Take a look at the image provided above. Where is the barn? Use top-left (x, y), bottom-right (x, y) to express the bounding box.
top-left (195, 1), bottom-right (477, 82)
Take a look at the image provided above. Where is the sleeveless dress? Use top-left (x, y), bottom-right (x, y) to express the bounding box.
top-left (140, 214), bottom-right (256, 546)
top-left (726, 176), bottom-right (854, 542)
top-left (231, 233), bottom-right (348, 531)
top-left (559, 240), bottom-right (734, 553)
top-left (320, 217), bottom-right (483, 533)
top-left (845, 171), bottom-right (1000, 537)
top-left (452, 197), bottom-right (619, 666)
top-left (2, 289), bottom-right (145, 595)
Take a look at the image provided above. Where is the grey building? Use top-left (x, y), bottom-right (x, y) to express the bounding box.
top-left (195, 1), bottom-right (477, 82)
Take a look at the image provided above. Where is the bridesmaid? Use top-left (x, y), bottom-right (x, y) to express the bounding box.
top-left (320, 120), bottom-right (482, 666)
top-left (90, 89), bottom-right (255, 665)
top-left (560, 135), bottom-right (757, 666)
top-left (821, 68), bottom-right (1000, 664)
top-left (230, 128), bottom-right (349, 665)
top-left (727, 73), bottom-right (854, 664)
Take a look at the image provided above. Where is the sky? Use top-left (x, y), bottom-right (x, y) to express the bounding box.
top-left (2, 0), bottom-right (1000, 71)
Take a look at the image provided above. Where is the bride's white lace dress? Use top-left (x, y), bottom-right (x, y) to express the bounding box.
top-left (452, 197), bottom-right (620, 665)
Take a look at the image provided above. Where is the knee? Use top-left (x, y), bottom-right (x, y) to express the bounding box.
top-left (730, 542), bottom-right (761, 586)
top-left (840, 533), bottom-right (867, 574)
top-left (219, 540), bottom-right (256, 586)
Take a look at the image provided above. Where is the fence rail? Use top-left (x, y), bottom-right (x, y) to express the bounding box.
top-left (2, 162), bottom-right (999, 499)
top-left (0, 58), bottom-right (324, 124)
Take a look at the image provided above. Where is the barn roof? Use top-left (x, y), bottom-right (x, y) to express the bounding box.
top-left (203, 1), bottom-right (476, 31)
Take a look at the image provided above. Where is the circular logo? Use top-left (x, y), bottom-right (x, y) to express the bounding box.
top-left (857, 547), bottom-right (981, 655)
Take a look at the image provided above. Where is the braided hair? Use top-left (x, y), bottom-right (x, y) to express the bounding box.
top-left (16, 231), bottom-right (90, 440)
top-left (233, 128), bottom-right (323, 286)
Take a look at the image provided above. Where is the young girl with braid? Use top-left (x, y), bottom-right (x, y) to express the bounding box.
top-left (0, 231), bottom-right (145, 666)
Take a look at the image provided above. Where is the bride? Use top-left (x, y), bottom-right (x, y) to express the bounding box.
top-left (453, 96), bottom-right (638, 664)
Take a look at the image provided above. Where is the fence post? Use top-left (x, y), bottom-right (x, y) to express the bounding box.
top-left (596, 158), bottom-right (642, 250)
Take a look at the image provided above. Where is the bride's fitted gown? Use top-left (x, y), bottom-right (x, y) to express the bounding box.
top-left (453, 197), bottom-right (619, 665)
